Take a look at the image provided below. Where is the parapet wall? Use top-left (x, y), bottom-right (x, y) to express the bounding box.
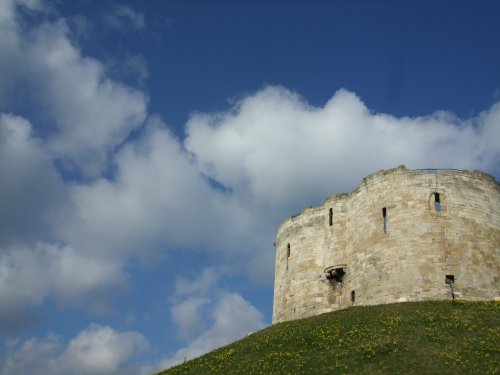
top-left (272, 166), bottom-right (500, 323)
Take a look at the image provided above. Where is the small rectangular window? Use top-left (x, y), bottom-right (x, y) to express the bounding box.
top-left (351, 290), bottom-right (355, 303)
top-left (434, 193), bottom-right (441, 212)
top-left (287, 243), bottom-right (290, 257)
top-left (382, 207), bottom-right (387, 234)
top-left (329, 208), bottom-right (333, 226)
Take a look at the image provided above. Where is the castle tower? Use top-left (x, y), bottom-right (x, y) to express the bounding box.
top-left (272, 166), bottom-right (500, 323)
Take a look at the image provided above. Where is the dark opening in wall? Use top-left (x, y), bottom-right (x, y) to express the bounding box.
top-left (445, 275), bottom-right (455, 299)
top-left (287, 243), bottom-right (290, 258)
top-left (434, 192), bottom-right (441, 212)
top-left (329, 208), bottom-right (333, 226)
top-left (326, 267), bottom-right (345, 283)
top-left (351, 290), bottom-right (355, 303)
top-left (382, 207), bottom-right (387, 234)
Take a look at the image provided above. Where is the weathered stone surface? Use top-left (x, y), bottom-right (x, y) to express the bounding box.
top-left (272, 166), bottom-right (500, 324)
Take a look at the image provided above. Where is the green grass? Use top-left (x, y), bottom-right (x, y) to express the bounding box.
top-left (157, 300), bottom-right (499, 374)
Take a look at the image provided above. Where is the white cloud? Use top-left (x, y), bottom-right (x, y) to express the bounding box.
top-left (174, 268), bottom-right (219, 297)
top-left (0, 0), bottom-right (46, 29)
top-left (0, 4), bottom-right (150, 327)
top-left (0, 113), bottom-right (126, 328)
top-left (0, 334), bottom-right (62, 375)
top-left (61, 323), bottom-right (148, 375)
top-left (0, 114), bottom-right (68, 248)
top-left (0, 324), bottom-right (148, 375)
top-left (0, 243), bottom-right (126, 328)
top-left (0, 9), bottom-right (148, 176)
top-left (31, 19), bottom-right (147, 174)
top-left (159, 269), bottom-right (266, 370)
top-left (185, 86), bottom-right (500, 211)
top-left (104, 4), bottom-right (145, 31)
top-left (165, 291), bottom-right (266, 369)
top-left (57, 117), bottom-right (264, 263)
top-left (170, 297), bottom-right (210, 340)
top-left (169, 268), bottom-right (218, 340)
top-left (0, 111), bottom-right (268, 330)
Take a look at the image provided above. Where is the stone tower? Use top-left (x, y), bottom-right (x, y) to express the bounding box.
top-left (272, 166), bottom-right (500, 324)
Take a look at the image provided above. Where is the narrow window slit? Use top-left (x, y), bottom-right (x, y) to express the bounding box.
top-left (329, 208), bottom-right (333, 226)
top-left (351, 290), bottom-right (356, 303)
top-left (382, 207), bottom-right (387, 234)
top-left (286, 243), bottom-right (290, 271)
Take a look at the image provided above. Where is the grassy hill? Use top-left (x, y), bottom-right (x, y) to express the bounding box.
top-left (158, 300), bottom-right (499, 374)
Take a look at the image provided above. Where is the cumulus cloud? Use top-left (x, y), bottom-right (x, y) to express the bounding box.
top-left (161, 269), bottom-right (266, 369)
top-left (0, 111), bottom-right (266, 330)
top-left (0, 5), bottom-right (147, 176)
top-left (0, 243), bottom-right (126, 329)
top-left (57, 117), bottom-right (264, 263)
top-left (0, 3), bottom-right (149, 327)
top-left (170, 297), bottom-right (210, 341)
top-left (0, 324), bottom-right (148, 375)
top-left (0, 114), bottom-right (68, 248)
top-left (165, 292), bottom-right (265, 368)
top-left (186, 86), bottom-right (500, 212)
top-left (0, 0), bottom-right (46, 29)
top-left (174, 268), bottom-right (220, 297)
top-left (30, 19), bottom-right (147, 174)
top-left (61, 324), bottom-right (148, 375)
top-left (0, 113), bottom-right (125, 329)
top-left (169, 268), bottom-right (219, 340)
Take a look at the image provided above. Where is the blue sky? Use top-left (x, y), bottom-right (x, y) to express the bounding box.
top-left (0, 0), bottom-right (499, 373)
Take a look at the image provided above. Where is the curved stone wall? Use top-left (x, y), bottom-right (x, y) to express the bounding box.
top-left (272, 166), bottom-right (500, 323)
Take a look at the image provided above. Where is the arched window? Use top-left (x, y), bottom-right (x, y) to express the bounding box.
top-left (434, 193), bottom-right (441, 212)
